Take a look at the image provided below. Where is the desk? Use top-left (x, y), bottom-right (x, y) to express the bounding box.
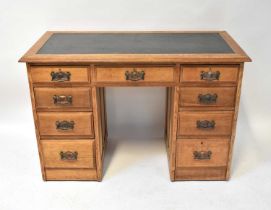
top-left (19, 31), bottom-right (251, 181)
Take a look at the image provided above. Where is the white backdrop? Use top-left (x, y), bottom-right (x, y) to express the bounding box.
top-left (1, 0), bottom-right (271, 210)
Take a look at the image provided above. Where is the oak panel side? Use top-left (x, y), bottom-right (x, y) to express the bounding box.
top-left (26, 64), bottom-right (46, 180)
top-left (226, 64), bottom-right (244, 179)
top-left (92, 87), bottom-right (104, 181)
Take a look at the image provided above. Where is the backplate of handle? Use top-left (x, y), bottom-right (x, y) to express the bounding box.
top-left (198, 93), bottom-right (218, 104)
top-left (196, 120), bottom-right (215, 129)
top-left (51, 70), bottom-right (71, 82)
top-left (53, 95), bottom-right (73, 105)
top-left (56, 120), bottom-right (75, 130)
top-left (200, 71), bottom-right (220, 81)
top-left (193, 151), bottom-right (212, 160)
top-left (60, 151), bottom-right (78, 161)
top-left (125, 69), bottom-right (145, 81)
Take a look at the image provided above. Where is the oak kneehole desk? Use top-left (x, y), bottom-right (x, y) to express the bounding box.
top-left (19, 31), bottom-right (251, 181)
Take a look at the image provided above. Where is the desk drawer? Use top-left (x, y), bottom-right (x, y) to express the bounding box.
top-left (181, 65), bottom-right (239, 83)
top-left (176, 138), bottom-right (229, 167)
top-left (37, 112), bottom-right (94, 138)
top-left (34, 87), bottom-right (92, 109)
top-left (94, 66), bottom-right (175, 84)
top-left (177, 111), bottom-right (233, 136)
top-left (30, 66), bottom-right (89, 83)
top-left (179, 87), bottom-right (236, 107)
top-left (41, 139), bottom-right (95, 169)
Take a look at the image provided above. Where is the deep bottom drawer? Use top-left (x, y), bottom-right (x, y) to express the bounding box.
top-left (176, 138), bottom-right (229, 167)
top-left (41, 139), bottom-right (95, 169)
top-left (175, 167), bottom-right (227, 180)
top-left (45, 169), bottom-right (97, 180)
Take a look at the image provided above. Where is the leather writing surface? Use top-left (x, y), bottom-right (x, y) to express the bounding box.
top-left (37, 33), bottom-right (234, 54)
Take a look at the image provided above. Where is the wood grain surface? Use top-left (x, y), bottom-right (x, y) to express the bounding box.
top-left (41, 139), bottom-right (95, 168)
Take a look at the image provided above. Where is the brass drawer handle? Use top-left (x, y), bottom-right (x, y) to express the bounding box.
top-left (51, 70), bottom-right (71, 82)
top-left (198, 93), bottom-right (218, 104)
top-left (197, 120), bottom-right (215, 129)
top-left (200, 71), bottom-right (220, 81)
top-left (193, 151), bottom-right (212, 160)
top-left (60, 151), bottom-right (78, 161)
top-left (125, 69), bottom-right (145, 81)
top-left (53, 95), bottom-right (73, 105)
top-left (56, 120), bottom-right (75, 130)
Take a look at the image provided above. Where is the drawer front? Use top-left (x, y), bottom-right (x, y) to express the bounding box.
top-left (30, 66), bottom-right (89, 83)
top-left (41, 140), bottom-right (95, 169)
top-left (175, 167), bottom-right (226, 180)
top-left (176, 138), bottom-right (229, 167)
top-left (37, 112), bottom-right (94, 137)
top-left (177, 111), bottom-right (233, 136)
top-left (34, 87), bottom-right (91, 109)
top-left (179, 87), bottom-right (236, 107)
top-left (181, 65), bottom-right (238, 83)
top-left (95, 66), bottom-right (175, 83)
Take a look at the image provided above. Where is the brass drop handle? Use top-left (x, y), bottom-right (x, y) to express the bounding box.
top-left (197, 120), bottom-right (215, 129)
top-left (200, 71), bottom-right (220, 81)
top-left (51, 69), bottom-right (71, 82)
top-left (125, 69), bottom-right (145, 81)
top-left (56, 120), bottom-right (75, 130)
top-left (198, 93), bottom-right (218, 104)
top-left (60, 151), bottom-right (78, 161)
top-left (53, 95), bottom-right (73, 105)
top-left (193, 151), bottom-right (212, 160)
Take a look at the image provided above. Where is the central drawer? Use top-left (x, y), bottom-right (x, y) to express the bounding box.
top-left (94, 66), bottom-right (176, 84)
top-left (37, 112), bottom-right (94, 138)
top-left (41, 139), bottom-right (95, 169)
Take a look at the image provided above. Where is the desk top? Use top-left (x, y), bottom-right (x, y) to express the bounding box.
top-left (38, 33), bottom-right (233, 54)
top-left (19, 31), bottom-right (251, 63)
